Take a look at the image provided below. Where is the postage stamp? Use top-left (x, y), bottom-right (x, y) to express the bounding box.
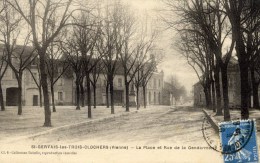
top-left (219, 119), bottom-right (259, 163)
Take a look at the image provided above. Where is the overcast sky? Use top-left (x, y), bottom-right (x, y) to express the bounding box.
top-left (124, 0), bottom-right (197, 94)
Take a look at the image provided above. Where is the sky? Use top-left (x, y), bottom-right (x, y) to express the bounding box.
top-left (125, 0), bottom-right (197, 95)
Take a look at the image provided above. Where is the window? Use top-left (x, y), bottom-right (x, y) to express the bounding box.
top-left (58, 67), bottom-right (63, 74)
top-left (149, 92), bottom-right (151, 103)
top-left (33, 72), bottom-right (37, 78)
top-left (118, 78), bottom-right (122, 87)
top-left (30, 72), bottom-right (38, 83)
top-left (31, 58), bottom-right (37, 66)
top-left (158, 92), bottom-right (161, 104)
top-left (154, 92), bottom-right (156, 104)
top-left (58, 92), bottom-right (63, 101)
top-left (148, 81), bottom-right (152, 88)
top-left (154, 78), bottom-right (156, 89)
top-left (58, 77), bottom-right (63, 86)
top-left (12, 70), bottom-right (16, 79)
top-left (103, 80), bottom-right (106, 86)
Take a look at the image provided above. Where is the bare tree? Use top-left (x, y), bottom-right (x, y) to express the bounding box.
top-left (176, 31), bottom-right (213, 109)
top-left (249, 28), bottom-right (260, 109)
top-left (0, 0), bottom-right (8, 111)
top-left (139, 51), bottom-right (163, 108)
top-left (97, 2), bottom-right (122, 114)
top-left (7, 0), bottom-right (75, 126)
top-left (46, 43), bottom-right (69, 112)
top-left (0, 52), bottom-right (7, 111)
top-left (224, 0), bottom-right (260, 119)
top-left (0, 0), bottom-right (8, 112)
top-left (73, 11), bottom-right (101, 118)
top-left (117, 5), bottom-right (144, 111)
top-left (26, 59), bottom-right (43, 107)
top-left (167, 75), bottom-right (187, 104)
top-left (133, 41), bottom-right (157, 110)
top-left (61, 38), bottom-right (84, 110)
top-left (134, 64), bottom-right (143, 110)
top-left (118, 7), bottom-right (135, 111)
top-left (90, 59), bottom-right (103, 108)
top-left (104, 75), bottom-right (109, 108)
top-left (254, 55), bottom-right (260, 108)
top-left (5, 41), bottom-right (36, 115)
top-left (79, 73), bottom-right (85, 107)
top-left (0, 1), bottom-right (37, 115)
top-left (163, 0), bottom-right (235, 120)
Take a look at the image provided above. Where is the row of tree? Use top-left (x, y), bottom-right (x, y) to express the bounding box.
top-left (165, 75), bottom-right (187, 104)
top-left (163, 0), bottom-right (260, 120)
top-left (0, 0), bottom-right (162, 127)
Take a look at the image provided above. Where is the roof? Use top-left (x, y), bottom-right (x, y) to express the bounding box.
top-left (0, 43), bottom-right (35, 59)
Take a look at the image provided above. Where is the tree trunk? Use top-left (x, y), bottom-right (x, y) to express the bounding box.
top-left (210, 73), bottom-right (216, 112)
top-left (250, 66), bottom-right (260, 109)
top-left (211, 80), bottom-right (216, 112)
top-left (204, 87), bottom-right (210, 108)
top-left (204, 73), bottom-right (212, 110)
top-left (109, 76), bottom-right (114, 114)
top-left (221, 66), bottom-right (230, 121)
top-left (253, 82), bottom-right (260, 109)
top-left (17, 76), bottom-right (22, 115)
top-left (80, 81), bottom-right (85, 107)
top-left (125, 82), bottom-right (129, 112)
top-left (75, 80), bottom-right (80, 110)
top-left (207, 81), bottom-right (212, 110)
top-left (0, 81), bottom-right (5, 111)
top-left (136, 86), bottom-right (139, 110)
top-left (215, 65), bottom-right (222, 116)
top-left (86, 72), bottom-right (92, 118)
top-left (39, 85), bottom-right (43, 107)
top-left (210, 52), bottom-right (216, 112)
top-left (93, 85), bottom-right (96, 108)
top-left (106, 82), bottom-right (109, 108)
top-left (143, 85), bottom-right (147, 108)
top-left (51, 83), bottom-right (56, 112)
top-left (40, 51), bottom-right (51, 127)
top-left (239, 61), bottom-right (250, 119)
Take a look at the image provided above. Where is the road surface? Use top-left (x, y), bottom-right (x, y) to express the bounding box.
top-left (21, 106), bottom-right (223, 163)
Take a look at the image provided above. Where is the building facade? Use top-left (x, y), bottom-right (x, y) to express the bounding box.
top-left (2, 57), bottom-right (167, 107)
top-left (70, 70), bottom-right (165, 106)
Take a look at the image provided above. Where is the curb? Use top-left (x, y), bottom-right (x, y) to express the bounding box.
top-left (6, 109), bottom-right (140, 143)
top-left (202, 109), bottom-right (219, 132)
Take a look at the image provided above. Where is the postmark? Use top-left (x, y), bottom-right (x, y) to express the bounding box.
top-left (202, 117), bottom-right (223, 153)
top-left (202, 117), bottom-right (255, 151)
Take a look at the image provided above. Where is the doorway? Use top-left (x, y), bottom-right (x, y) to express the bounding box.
top-left (33, 95), bottom-right (38, 106)
top-left (6, 87), bottom-right (19, 106)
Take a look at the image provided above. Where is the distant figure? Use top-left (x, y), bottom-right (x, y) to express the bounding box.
top-left (228, 127), bottom-right (252, 161)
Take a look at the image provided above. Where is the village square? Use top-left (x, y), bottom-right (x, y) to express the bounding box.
top-left (0, 0), bottom-right (260, 163)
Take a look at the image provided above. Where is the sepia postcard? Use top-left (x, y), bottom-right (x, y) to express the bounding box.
top-left (0, 0), bottom-right (260, 162)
